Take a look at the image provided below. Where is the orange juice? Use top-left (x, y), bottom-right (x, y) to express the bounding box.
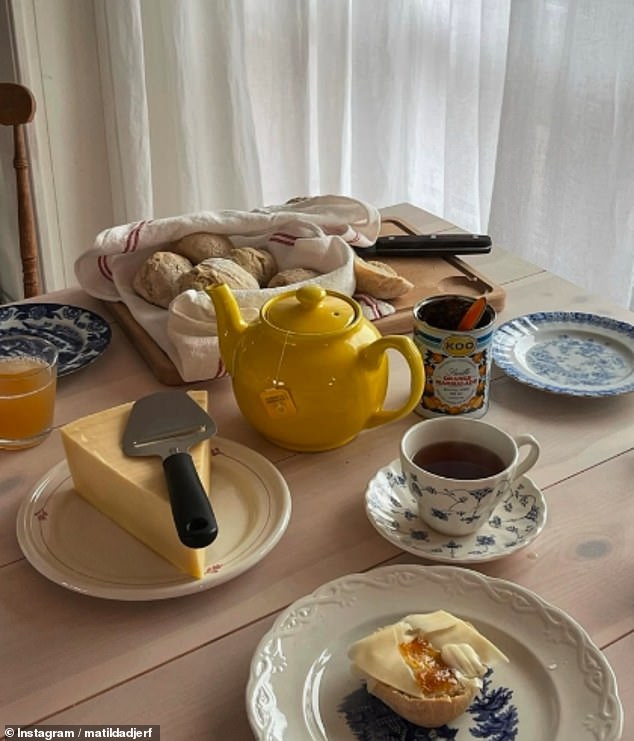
top-left (0, 356), bottom-right (57, 447)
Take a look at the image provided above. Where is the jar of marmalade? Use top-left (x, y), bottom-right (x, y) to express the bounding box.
top-left (413, 294), bottom-right (496, 418)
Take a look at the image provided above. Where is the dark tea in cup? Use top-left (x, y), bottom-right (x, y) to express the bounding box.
top-left (412, 441), bottom-right (506, 480)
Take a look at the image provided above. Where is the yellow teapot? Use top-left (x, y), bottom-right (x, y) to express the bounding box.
top-left (208, 283), bottom-right (424, 452)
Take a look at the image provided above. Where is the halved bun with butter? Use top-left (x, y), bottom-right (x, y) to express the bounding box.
top-left (348, 611), bottom-right (508, 728)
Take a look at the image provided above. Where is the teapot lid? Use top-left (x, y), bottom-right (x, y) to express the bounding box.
top-left (264, 284), bottom-right (357, 334)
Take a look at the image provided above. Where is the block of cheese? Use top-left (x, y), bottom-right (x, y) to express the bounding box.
top-left (60, 390), bottom-right (211, 579)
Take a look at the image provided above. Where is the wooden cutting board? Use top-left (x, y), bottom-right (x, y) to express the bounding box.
top-left (105, 217), bottom-right (506, 386)
top-left (371, 218), bottom-right (505, 334)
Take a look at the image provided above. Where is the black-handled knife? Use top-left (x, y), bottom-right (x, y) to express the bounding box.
top-left (354, 233), bottom-right (492, 257)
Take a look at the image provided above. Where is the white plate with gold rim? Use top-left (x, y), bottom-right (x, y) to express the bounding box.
top-left (246, 564), bottom-right (623, 740)
top-left (16, 437), bottom-right (291, 600)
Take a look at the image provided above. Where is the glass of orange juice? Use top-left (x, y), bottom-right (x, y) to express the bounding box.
top-left (0, 334), bottom-right (58, 450)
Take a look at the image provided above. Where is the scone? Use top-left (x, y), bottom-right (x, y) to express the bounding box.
top-left (132, 251), bottom-right (193, 308)
top-left (229, 246), bottom-right (278, 286)
top-left (267, 267), bottom-right (321, 288)
top-left (353, 256), bottom-right (414, 299)
top-left (173, 232), bottom-right (233, 263)
top-left (348, 611), bottom-right (508, 728)
top-left (178, 257), bottom-right (259, 292)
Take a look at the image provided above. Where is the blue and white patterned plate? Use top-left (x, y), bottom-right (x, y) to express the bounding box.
top-left (0, 303), bottom-right (112, 376)
top-left (492, 312), bottom-right (634, 397)
top-left (365, 460), bottom-right (546, 563)
top-left (247, 565), bottom-right (623, 740)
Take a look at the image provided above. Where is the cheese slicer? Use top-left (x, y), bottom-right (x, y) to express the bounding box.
top-left (122, 390), bottom-right (219, 548)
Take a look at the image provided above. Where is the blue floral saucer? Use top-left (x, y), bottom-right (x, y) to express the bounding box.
top-left (365, 460), bottom-right (546, 563)
top-left (0, 303), bottom-right (111, 376)
top-left (492, 311), bottom-right (634, 397)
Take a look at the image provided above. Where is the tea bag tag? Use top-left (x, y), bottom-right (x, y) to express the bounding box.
top-left (260, 387), bottom-right (297, 418)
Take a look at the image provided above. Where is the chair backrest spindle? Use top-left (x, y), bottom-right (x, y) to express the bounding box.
top-left (0, 82), bottom-right (41, 298)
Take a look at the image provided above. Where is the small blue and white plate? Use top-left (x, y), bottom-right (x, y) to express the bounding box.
top-left (0, 303), bottom-right (112, 376)
top-left (365, 460), bottom-right (546, 563)
top-left (492, 312), bottom-right (634, 397)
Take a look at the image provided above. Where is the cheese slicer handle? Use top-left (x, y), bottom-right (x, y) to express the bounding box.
top-left (163, 452), bottom-right (219, 548)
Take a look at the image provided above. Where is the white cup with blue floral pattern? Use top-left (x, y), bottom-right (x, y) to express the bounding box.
top-left (400, 417), bottom-right (540, 536)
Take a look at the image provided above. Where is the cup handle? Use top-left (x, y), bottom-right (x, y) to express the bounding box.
top-left (361, 335), bottom-right (425, 429)
top-left (513, 434), bottom-right (541, 479)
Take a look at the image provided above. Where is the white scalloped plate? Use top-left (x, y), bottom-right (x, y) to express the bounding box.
top-left (246, 564), bottom-right (622, 740)
top-left (16, 438), bottom-right (291, 600)
top-left (365, 460), bottom-right (547, 563)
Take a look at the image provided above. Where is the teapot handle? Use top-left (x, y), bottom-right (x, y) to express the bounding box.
top-left (361, 335), bottom-right (424, 429)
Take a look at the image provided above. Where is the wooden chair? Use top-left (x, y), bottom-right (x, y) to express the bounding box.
top-left (0, 82), bottom-right (41, 298)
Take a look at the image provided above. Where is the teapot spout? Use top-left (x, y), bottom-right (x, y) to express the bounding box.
top-left (206, 283), bottom-right (248, 376)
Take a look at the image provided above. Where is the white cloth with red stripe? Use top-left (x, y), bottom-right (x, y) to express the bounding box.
top-left (76, 195), bottom-right (395, 382)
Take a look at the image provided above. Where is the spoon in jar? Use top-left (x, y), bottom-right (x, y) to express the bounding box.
top-left (457, 296), bottom-right (488, 331)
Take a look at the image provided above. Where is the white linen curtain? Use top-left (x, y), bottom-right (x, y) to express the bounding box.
top-left (93, 0), bottom-right (634, 309)
top-left (489, 0), bottom-right (634, 310)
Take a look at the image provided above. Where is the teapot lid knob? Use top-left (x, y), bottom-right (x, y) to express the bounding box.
top-left (296, 284), bottom-right (327, 308)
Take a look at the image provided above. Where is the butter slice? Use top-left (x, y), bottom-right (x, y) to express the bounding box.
top-left (348, 610), bottom-right (508, 698)
top-left (60, 390), bottom-right (211, 579)
top-left (402, 612), bottom-right (509, 670)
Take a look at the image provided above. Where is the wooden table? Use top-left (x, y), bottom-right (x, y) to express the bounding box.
top-left (1, 204), bottom-right (632, 739)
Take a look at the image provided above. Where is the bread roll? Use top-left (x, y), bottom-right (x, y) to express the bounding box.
top-left (229, 247), bottom-right (278, 286)
top-left (132, 251), bottom-right (193, 308)
top-left (267, 267), bottom-right (321, 288)
top-left (353, 256), bottom-right (414, 299)
top-left (173, 232), bottom-right (233, 263)
top-left (178, 257), bottom-right (259, 292)
top-left (370, 677), bottom-right (475, 728)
